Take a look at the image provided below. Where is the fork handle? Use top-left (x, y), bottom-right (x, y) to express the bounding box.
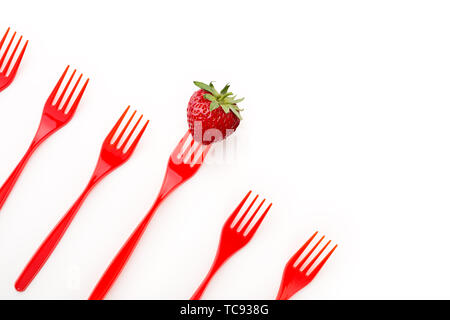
top-left (0, 143), bottom-right (38, 211)
top-left (0, 123), bottom-right (56, 212)
top-left (88, 201), bottom-right (160, 300)
top-left (191, 252), bottom-right (228, 300)
top-left (89, 167), bottom-right (182, 300)
top-left (15, 183), bottom-right (94, 292)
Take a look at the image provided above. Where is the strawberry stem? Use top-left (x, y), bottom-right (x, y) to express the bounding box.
top-left (193, 81), bottom-right (244, 120)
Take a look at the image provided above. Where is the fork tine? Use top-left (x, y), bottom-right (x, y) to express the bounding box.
top-left (244, 203), bottom-right (272, 238)
top-left (304, 240), bottom-right (331, 273)
top-left (124, 119), bottom-right (149, 155)
top-left (55, 69), bottom-right (76, 106)
top-left (113, 110), bottom-right (136, 147)
top-left (121, 114), bottom-right (142, 150)
top-left (307, 244), bottom-right (337, 279)
top-left (288, 232), bottom-right (319, 266)
top-left (7, 39), bottom-right (28, 78)
top-left (200, 144), bottom-right (212, 162)
top-left (189, 142), bottom-right (202, 163)
top-left (61, 73), bottom-right (82, 111)
top-left (234, 195), bottom-right (259, 229)
top-left (173, 131), bottom-right (192, 157)
top-left (180, 138), bottom-right (195, 160)
top-left (224, 191), bottom-right (252, 227)
top-left (193, 143), bottom-right (212, 164)
top-left (0, 32), bottom-right (16, 69)
top-left (241, 199), bottom-right (265, 233)
top-left (106, 106), bottom-right (130, 144)
top-left (46, 66), bottom-right (70, 103)
top-left (66, 77), bottom-right (89, 115)
top-left (297, 235), bottom-right (325, 269)
top-left (3, 35), bottom-right (21, 74)
top-left (0, 28), bottom-right (10, 52)
top-left (186, 140), bottom-right (205, 164)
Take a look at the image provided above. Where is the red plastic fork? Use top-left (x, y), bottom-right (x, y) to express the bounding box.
top-left (89, 131), bottom-right (211, 300)
top-left (276, 232), bottom-right (337, 300)
top-left (0, 27), bottom-right (28, 92)
top-left (0, 66), bottom-right (88, 212)
top-left (15, 107), bottom-right (149, 292)
top-left (191, 191), bottom-right (272, 300)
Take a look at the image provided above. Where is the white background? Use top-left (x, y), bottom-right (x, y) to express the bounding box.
top-left (0, 0), bottom-right (449, 300)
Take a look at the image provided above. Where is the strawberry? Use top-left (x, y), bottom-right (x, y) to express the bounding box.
top-left (187, 81), bottom-right (244, 145)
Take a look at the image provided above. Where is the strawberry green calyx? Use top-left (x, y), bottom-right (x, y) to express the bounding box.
top-left (193, 81), bottom-right (244, 120)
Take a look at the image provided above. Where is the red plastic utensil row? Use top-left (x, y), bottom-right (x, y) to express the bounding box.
top-left (15, 107), bottom-right (149, 291)
top-left (0, 26), bottom-right (338, 299)
top-left (0, 27), bottom-right (28, 92)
